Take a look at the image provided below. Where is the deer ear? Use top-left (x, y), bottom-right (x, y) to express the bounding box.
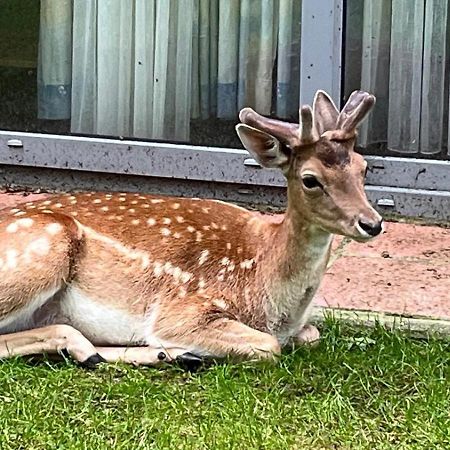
top-left (313, 90), bottom-right (339, 134)
top-left (235, 124), bottom-right (290, 169)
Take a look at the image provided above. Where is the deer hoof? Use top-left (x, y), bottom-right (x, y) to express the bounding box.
top-left (80, 353), bottom-right (107, 369)
top-left (296, 324), bottom-right (320, 346)
top-left (174, 352), bottom-right (204, 372)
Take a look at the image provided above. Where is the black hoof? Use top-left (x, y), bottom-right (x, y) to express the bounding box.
top-left (80, 353), bottom-right (107, 369)
top-left (174, 352), bottom-right (204, 372)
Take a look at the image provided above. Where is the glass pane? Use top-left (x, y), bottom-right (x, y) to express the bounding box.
top-left (0, 0), bottom-right (302, 149)
top-left (344, 0), bottom-right (450, 159)
top-left (344, 0), bottom-right (450, 158)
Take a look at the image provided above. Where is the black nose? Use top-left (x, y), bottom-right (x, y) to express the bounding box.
top-left (358, 219), bottom-right (383, 237)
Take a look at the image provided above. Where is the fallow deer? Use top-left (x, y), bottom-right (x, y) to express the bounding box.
top-left (0, 90), bottom-right (382, 370)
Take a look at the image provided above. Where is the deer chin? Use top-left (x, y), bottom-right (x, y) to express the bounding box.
top-left (314, 220), bottom-right (380, 242)
top-left (351, 221), bottom-right (384, 242)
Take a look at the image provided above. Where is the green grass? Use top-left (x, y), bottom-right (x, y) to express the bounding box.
top-left (0, 321), bottom-right (448, 449)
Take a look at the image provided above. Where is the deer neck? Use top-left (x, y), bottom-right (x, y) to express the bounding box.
top-left (264, 209), bottom-right (332, 284)
top-left (253, 193), bottom-right (333, 338)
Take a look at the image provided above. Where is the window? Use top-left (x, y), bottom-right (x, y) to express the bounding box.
top-left (0, 0), bottom-right (302, 149)
top-left (344, 0), bottom-right (450, 159)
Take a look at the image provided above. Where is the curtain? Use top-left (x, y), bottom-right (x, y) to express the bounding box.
top-left (37, 0), bottom-right (301, 142)
top-left (37, 0), bottom-right (72, 119)
top-left (346, 0), bottom-right (449, 157)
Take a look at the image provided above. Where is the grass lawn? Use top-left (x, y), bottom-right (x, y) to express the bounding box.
top-left (0, 320), bottom-right (448, 449)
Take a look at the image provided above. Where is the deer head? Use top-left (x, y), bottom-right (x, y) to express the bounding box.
top-left (236, 90), bottom-right (383, 241)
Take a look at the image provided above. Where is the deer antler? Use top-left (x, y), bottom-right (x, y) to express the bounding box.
top-left (239, 89), bottom-right (376, 147)
top-left (317, 90), bottom-right (376, 141)
top-left (239, 106), bottom-right (320, 148)
top-left (239, 108), bottom-right (301, 148)
top-left (336, 90), bottom-right (376, 133)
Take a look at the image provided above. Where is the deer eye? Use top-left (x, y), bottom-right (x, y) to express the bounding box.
top-left (301, 175), bottom-right (323, 190)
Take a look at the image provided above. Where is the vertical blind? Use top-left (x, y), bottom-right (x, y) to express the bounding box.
top-left (37, 0), bottom-right (301, 141)
top-left (346, 0), bottom-right (449, 157)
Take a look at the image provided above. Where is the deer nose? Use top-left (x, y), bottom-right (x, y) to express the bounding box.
top-left (358, 218), bottom-right (383, 237)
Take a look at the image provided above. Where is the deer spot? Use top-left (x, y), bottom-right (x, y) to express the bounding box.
top-left (180, 272), bottom-right (192, 283)
top-left (160, 228), bottom-right (171, 236)
top-left (240, 259), bottom-right (254, 270)
top-left (217, 268), bottom-right (226, 281)
top-left (212, 299), bottom-right (228, 310)
top-left (45, 223), bottom-right (62, 235)
top-left (4, 249), bottom-right (19, 269)
top-left (6, 222), bottom-right (19, 233)
top-left (141, 255), bottom-right (150, 269)
top-left (198, 250), bottom-right (209, 266)
top-left (26, 237), bottom-right (50, 256)
top-left (16, 218), bottom-right (34, 228)
top-left (153, 261), bottom-right (164, 277)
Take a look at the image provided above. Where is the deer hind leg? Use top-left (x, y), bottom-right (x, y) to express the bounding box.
top-left (0, 212), bottom-right (103, 366)
top-left (0, 325), bottom-right (105, 367)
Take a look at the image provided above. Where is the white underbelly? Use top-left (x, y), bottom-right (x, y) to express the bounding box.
top-left (59, 287), bottom-right (156, 346)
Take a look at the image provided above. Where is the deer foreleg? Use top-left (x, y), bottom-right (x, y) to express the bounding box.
top-left (156, 317), bottom-right (281, 362)
top-left (293, 324), bottom-right (320, 346)
top-left (95, 345), bottom-right (203, 370)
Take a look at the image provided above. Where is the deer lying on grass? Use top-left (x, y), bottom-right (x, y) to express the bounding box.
top-left (0, 90), bottom-right (382, 370)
